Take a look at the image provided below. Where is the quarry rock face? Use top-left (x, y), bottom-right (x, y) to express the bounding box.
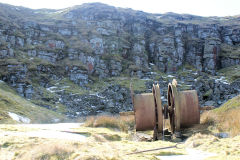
top-left (0, 3), bottom-right (239, 117)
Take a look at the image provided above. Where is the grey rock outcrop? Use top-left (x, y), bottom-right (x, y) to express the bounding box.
top-left (0, 2), bottom-right (239, 117)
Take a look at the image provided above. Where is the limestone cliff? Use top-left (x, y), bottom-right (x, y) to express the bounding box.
top-left (0, 3), bottom-right (239, 117)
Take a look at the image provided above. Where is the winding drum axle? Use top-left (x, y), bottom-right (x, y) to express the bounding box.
top-left (131, 79), bottom-right (200, 140)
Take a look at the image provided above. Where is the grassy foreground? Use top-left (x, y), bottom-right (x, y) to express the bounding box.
top-left (0, 88), bottom-right (239, 159)
top-left (0, 123), bottom-right (185, 160)
top-left (0, 112), bottom-right (239, 160)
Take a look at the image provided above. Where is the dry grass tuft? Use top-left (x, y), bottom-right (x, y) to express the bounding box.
top-left (200, 111), bottom-right (218, 125)
top-left (19, 142), bottom-right (74, 160)
top-left (186, 133), bottom-right (240, 158)
top-left (185, 133), bottom-right (219, 148)
top-left (218, 107), bottom-right (240, 136)
top-left (84, 115), bottom-right (135, 132)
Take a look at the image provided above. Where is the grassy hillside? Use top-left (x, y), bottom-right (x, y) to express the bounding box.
top-left (0, 81), bottom-right (65, 123)
top-left (201, 94), bottom-right (240, 136)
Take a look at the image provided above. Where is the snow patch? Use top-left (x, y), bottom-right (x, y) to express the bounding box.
top-left (89, 93), bottom-right (105, 99)
top-left (47, 86), bottom-right (65, 93)
top-left (167, 75), bottom-right (174, 78)
top-left (214, 76), bottom-right (230, 85)
top-left (46, 86), bottom-right (58, 93)
top-left (141, 78), bottom-right (151, 80)
top-left (149, 63), bottom-right (155, 66)
top-left (62, 86), bottom-right (70, 89)
top-left (193, 72), bottom-right (198, 75)
top-left (8, 112), bottom-right (30, 123)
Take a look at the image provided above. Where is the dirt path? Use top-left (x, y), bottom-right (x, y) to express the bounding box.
top-left (0, 123), bottom-right (87, 142)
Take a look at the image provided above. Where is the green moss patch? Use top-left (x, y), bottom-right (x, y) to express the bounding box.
top-left (112, 77), bottom-right (147, 92)
top-left (218, 65), bottom-right (240, 82)
top-left (220, 44), bottom-right (240, 59)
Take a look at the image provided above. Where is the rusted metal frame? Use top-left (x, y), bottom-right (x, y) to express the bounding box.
top-left (168, 82), bottom-right (181, 133)
top-left (126, 144), bottom-right (178, 155)
top-left (154, 84), bottom-right (163, 131)
top-left (172, 83), bottom-right (181, 133)
top-left (133, 79), bottom-right (200, 137)
top-left (168, 80), bottom-right (200, 134)
top-left (199, 106), bottom-right (215, 110)
top-left (130, 82), bottom-right (134, 110)
top-left (168, 84), bottom-right (175, 133)
top-left (152, 84), bottom-right (159, 140)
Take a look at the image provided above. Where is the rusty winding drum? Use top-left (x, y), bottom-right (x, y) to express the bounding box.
top-left (133, 93), bottom-right (156, 131)
top-left (133, 84), bottom-right (163, 131)
top-left (132, 80), bottom-right (200, 134)
top-left (168, 83), bottom-right (200, 133)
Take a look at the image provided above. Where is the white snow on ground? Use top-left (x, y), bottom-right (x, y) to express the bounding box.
top-left (19, 123), bottom-right (83, 131)
top-left (46, 86), bottom-right (67, 93)
top-left (156, 148), bottom-right (216, 160)
top-left (8, 112), bottom-right (30, 123)
top-left (214, 76), bottom-right (230, 85)
top-left (46, 86), bottom-right (58, 93)
top-left (0, 130), bottom-right (86, 142)
top-left (167, 75), bottom-right (175, 78)
top-left (89, 93), bottom-right (105, 99)
top-left (149, 63), bottom-right (155, 66)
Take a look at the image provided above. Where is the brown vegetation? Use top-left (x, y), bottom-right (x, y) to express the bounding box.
top-left (84, 115), bottom-right (135, 132)
top-left (201, 95), bottom-right (240, 136)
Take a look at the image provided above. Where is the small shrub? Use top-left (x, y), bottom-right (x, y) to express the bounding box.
top-left (2, 142), bottom-right (13, 148)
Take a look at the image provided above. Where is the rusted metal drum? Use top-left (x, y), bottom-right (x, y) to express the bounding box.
top-left (133, 93), bottom-right (156, 131)
top-left (152, 84), bottom-right (163, 132)
top-left (178, 90), bottom-right (200, 127)
top-left (133, 84), bottom-right (163, 131)
top-left (168, 83), bottom-right (200, 133)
